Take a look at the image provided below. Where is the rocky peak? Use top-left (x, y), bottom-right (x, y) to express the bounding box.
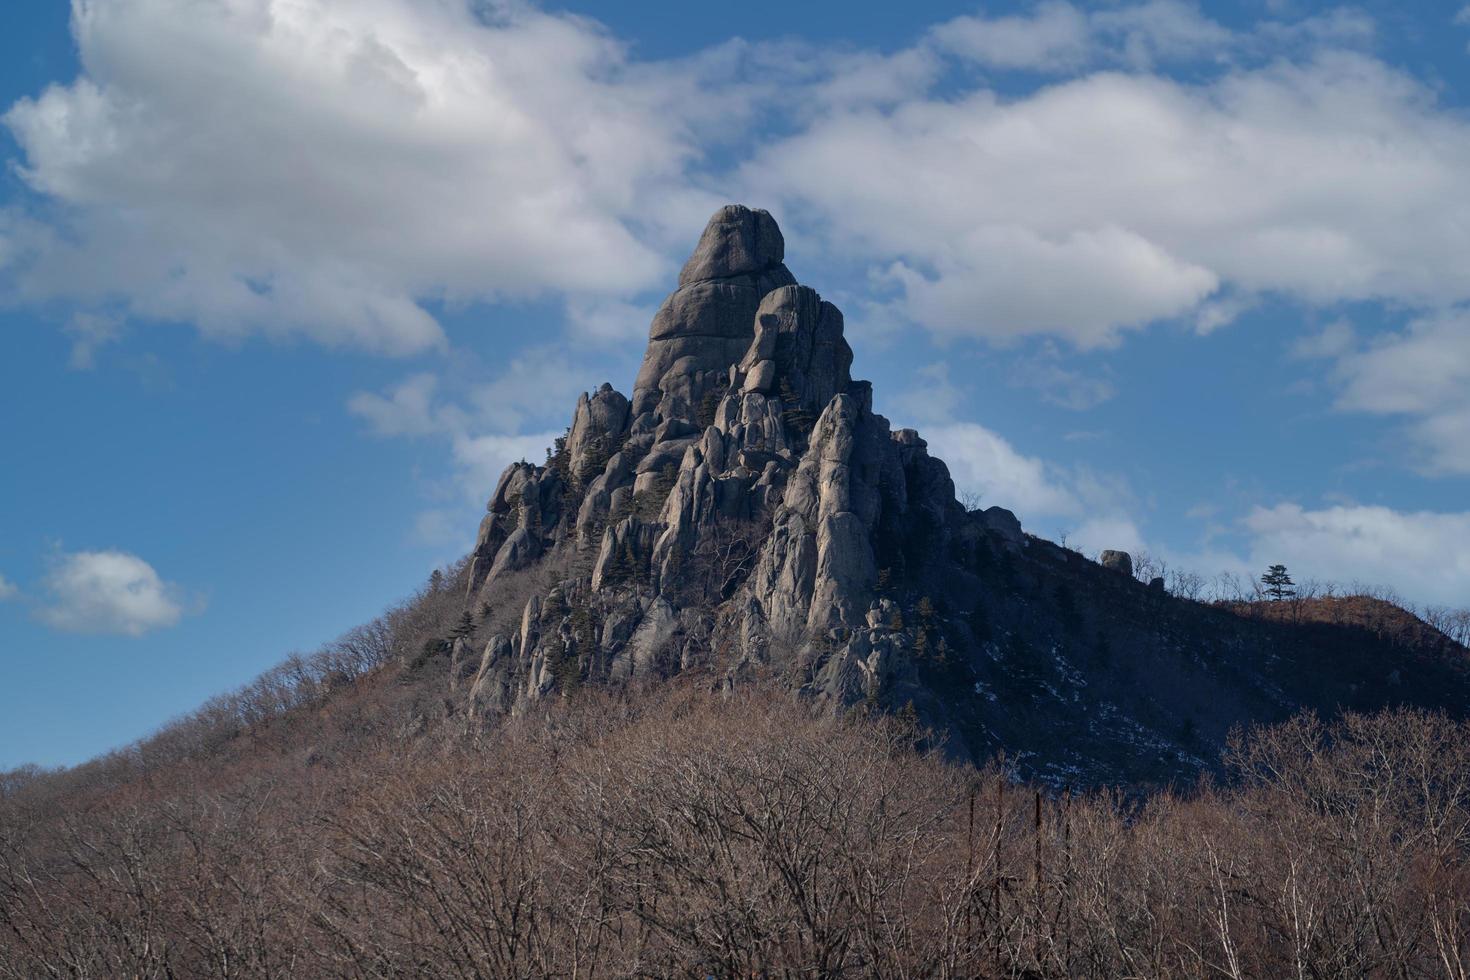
top-left (455, 204), bottom-right (1468, 788)
top-left (678, 204), bottom-right (786, 286)
top-left (631, 205), bottom-right (797, 419)
top-left (738, 285), bottom-right (853, 423)
top-left (470, 203), bottom-right (967, 715)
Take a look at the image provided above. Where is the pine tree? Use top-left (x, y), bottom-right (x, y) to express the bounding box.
top-left (914, 596), bottom-right (936, 659)
top-left (1261, 564), bottom-right (1296, 601)
top-left (696, 385), bottom-right (724, 429)
top-left (779, 377), bottom-right (815, 439)
top-left (449, 611), bottom-right (476, 641)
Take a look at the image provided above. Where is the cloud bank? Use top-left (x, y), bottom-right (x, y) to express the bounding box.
top-left (3, 0), bottom-right (1470, 358)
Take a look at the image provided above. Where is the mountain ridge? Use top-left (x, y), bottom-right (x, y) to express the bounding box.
top-left (447, 203), bottom-right (1470, 786)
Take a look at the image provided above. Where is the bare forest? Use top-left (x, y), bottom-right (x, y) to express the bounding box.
top-left (5, 560), bottom-right (1470, 978)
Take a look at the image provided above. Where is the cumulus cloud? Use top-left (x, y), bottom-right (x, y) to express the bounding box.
top-left (930, 1), bottom-right (1092, 72)
top-left (1241, 503), bottom-right (1470, 607)
top-left (749, 49), bottom-right (1470, 347)
top-left (930, 1), bottom-right (1369, 74)
top-left (924, 422), bottom-right (1082, 517)
top-left (346, 372), bottom-right (442, 438)
top-left (37, 550), bottom-right (189, 636)
top-left (5, 0), bottom-right (1468, 362)
top-left (1291, 319), bottom-right (1356, 361)
top-left (350, 346), bottom-right (608, 440)
top-left (1323, 311), bottom-right (1470, 474)
top-left (2, 0), bottom-right (713, 353)
top-left (448, 430), bottom-right (561, 499)
top-left (565, 297), bottom-right (661, 345)
top-left (0, 574), bottom-right (18, 601)
top-left (886, 362), bottom-right (966, 426)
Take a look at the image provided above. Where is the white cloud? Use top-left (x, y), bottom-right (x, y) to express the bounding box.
top-left (410, 507), bottom-right (467, 549)
top-left (1327, 310), bottom-right (1470, 473)
top-left (5, 0), bottom-right (1468, 364)
top-left (1192, 292), bottom-right (1257, 336)
top-left (884, 224), bottom-right (1218, 347)
top-left (887, 361), bottom-right (965, 425)
top-left (3, 0), bottom-right (706, 353)
top-left (449, 430), bottom-right (561, 501)
top-left (925, 422), bottom-right (1082, 519)
top-left (925, 419), bottom-right (1146, 553)
top-left (350, 346), bottom-right (609, 440)
top-left (565, 297), bottom-right (660, 344)
top-left (1069, 514), bottom-right (1148, 558)
top-left (747, 51), bottom-right (1470, 347)
top-left (346, 372), bottom-right (442, 438)
top-left (37, 550), bottom-right (189, 636)
top-left (890, 364), bottom-right (1142, 550)
top-left (0, 574), bottom-right (18, 601)
top-left (931, 1), bottom-right (1366, 74)
top-left (1242, 503), bottom-right (1470, 607)
top-left (931, 2), bottom-right (1092, 71)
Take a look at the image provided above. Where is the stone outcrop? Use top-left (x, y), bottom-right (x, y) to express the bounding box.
top-left (1101, 550), bottom-right (1134, 577)
top-left (631, 206), bottom-right (796, 420)
top-left (462, 203), bottom-right (995, 721)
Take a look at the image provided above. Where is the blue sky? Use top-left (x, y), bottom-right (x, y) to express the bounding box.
top-left (4, 0), bottom-right (1470, 769)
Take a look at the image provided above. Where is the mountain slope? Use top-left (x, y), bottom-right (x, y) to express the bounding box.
top-left (451, 204), bottom-right (1470, 786)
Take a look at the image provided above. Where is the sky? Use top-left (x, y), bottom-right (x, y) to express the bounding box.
top-left (3, 0), bottom-right (1470, 769)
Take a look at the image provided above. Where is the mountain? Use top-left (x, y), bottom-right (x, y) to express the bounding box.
top-left (449, 204), bottom-right (1470, 786)
top-left (7, 206), bottom-right (1470, 980)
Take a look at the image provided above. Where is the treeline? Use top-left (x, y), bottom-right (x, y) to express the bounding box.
top-left (1083, 546), bottom-right (1470, 647)
top-left (4, 685), bottom-right (1470, 978)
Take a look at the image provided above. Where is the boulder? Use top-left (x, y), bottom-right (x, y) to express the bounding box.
top-left (678, 204), bottom-right (786, 285)
top-left (1101, 550), bottom-right (1134, 577)
top-left (743, 359), bottom-right (777, 393)
top-left (565, 384), bottom-right (630, 483)
top-left (744, 285), bottom-right (853, 419)
top-left (981, 506), bottom-right (1024, 547)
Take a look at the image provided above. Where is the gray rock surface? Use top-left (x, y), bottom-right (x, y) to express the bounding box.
top-left (632, 206), bottom-right (796, 418)
top-left (566, 384), bottom-right (630, 485)
top-left (679, 204), bottom-right (786, 285)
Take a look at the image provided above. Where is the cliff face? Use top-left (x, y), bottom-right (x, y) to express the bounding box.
top-left (459, 205), bottom-right (1470, 786)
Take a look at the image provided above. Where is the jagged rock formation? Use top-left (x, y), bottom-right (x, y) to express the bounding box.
top-left (464, 205), bottom-right (965, 722)
top-left (461, 205), bottom-right (1470, 786)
